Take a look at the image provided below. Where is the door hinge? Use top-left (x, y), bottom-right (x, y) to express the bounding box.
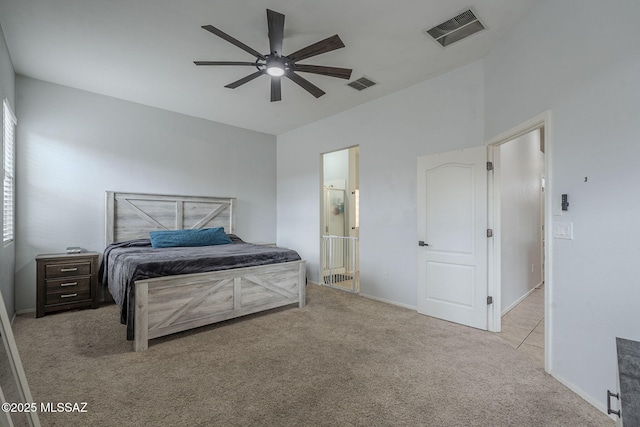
top-left (486, 161), bottom-right (494, 171)
top-left (487, 229), bottom-right (493, 238)
top-left (487, 296), bottom-right (493, 305)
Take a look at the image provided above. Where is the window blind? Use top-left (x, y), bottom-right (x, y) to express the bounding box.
top-left (3, 98), bottom-right (17, 244)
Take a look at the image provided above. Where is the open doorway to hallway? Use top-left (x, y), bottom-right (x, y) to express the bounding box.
top-left (492, 127), bottom-right (546, 368)
top-left (320, 146), bottom-right (360, 293)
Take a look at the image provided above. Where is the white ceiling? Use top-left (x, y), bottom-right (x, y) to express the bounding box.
top-left (0, 0), bottom-right (536, 135)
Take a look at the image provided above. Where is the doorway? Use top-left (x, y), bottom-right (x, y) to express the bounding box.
top-left (320, 146), bottom-right (360, 293)
top-left (488, 113), bottom-right (550, 372)
top-left (415, 114), bottom-right (551, 370)
top-left (492, 127), bottom-right (546, 368)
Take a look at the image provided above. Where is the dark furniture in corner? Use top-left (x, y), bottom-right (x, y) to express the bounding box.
top-left (36, 252), bottom-right (99, 318)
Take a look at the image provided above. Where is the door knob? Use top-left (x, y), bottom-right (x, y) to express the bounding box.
top-left (418, 241), bottom-right (429, 247)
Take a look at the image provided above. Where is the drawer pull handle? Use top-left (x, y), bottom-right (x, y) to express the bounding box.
top-left (60, 282), bottom-right (77, 287)
top-left (607, 390), bottom-right (621, 417)
top-left (60, 267), bottom-right (78, 272)
top-left (60, 293), bottom-right (78, 298)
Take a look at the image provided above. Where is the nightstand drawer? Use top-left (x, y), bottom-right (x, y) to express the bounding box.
top-left (45, 288), bottom-right (92, 305)
top-left (46, 277), bottom-right (91, 294)
top-left (45, 261), bottom-right (92, 279)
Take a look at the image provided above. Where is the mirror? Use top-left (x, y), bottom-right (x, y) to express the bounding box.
top-left (0, 291), bottom-right (40, 426)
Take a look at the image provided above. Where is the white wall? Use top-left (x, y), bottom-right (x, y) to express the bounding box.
top-left (484, 0), bottom-right (640, 412)
top-left (277, 61), bottom-right (484, 307)
top-left (323, 149), bottom-right (349, 185)
top-left (0, 22), bottom-right (15, 316)
top-left (498, 129), bottom-right (544, 313)
top-left (14, 76), bottom-right (277, 312)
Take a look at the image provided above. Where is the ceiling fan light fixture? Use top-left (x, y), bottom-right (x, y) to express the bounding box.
top-left (266, 56), bottom-right (286, 76)
top-left (266, 65), bottom-right (285, 76)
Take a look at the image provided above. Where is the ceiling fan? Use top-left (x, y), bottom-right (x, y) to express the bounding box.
top-left (194, 9), bottom-right (352, 102)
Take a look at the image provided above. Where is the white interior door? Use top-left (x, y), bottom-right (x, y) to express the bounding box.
top-left (417, 147), bottom-right (488, 330)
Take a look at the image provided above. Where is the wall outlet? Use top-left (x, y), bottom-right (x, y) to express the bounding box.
top-left (382, 272), bottom-right (388, 281)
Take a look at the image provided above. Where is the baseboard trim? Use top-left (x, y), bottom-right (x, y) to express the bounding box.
top-left (501, 282), bottom-right (543, 316)
top-left (16, 308), bottom-right (35, 315)
top-left (359, 293), bottom-right (417, 311)
top-left (550, 370), bottom-right (614, 420)
top-left (310, 281), bottom-right (417, 310)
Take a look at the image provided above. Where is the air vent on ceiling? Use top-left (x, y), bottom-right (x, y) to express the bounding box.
top-left (347, 76), bottom-right (377, 91)
top-left (424, 9), bottom-right (485, 47)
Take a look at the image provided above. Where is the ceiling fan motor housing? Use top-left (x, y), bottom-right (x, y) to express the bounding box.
top-left (265, 55), bottom-right (290, 76)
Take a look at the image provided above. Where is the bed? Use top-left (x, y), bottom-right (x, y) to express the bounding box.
top-left (102, 191), bottom-right (306, 351)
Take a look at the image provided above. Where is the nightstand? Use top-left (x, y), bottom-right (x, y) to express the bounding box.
top-left (36, 252), bottom-right (99, 318)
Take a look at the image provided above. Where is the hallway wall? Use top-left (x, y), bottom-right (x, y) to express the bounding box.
top-left (498, 129), bottom-right (544, 313)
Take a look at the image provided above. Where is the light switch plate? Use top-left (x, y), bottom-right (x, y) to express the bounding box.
top-left (553, 222), bottom-right (573, 239)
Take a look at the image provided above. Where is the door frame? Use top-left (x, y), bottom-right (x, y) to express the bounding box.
top-left (486, 111), bottom-right (552, 373)
top-left (319, 146), bottom-right (360, 289)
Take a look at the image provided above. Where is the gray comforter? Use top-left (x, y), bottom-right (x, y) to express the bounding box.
top-left (99, 236), bottom-right (301, 340)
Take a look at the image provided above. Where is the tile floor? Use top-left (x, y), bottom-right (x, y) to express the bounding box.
top-left (497, 285), bottom-right (545, 369)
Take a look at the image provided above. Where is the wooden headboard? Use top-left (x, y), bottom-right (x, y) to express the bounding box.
top-left (105, 191), bottom-right (236, 244)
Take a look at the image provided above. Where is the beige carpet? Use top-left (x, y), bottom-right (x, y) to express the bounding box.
top-left (12, 284), bottom-right (611, 427)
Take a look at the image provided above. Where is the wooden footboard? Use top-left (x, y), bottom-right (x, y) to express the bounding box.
top-left (133, 260), bottom-right (306, 351)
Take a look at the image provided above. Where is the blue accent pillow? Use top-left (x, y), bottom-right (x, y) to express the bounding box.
top-left (149, 227), bottom-right (232, 248)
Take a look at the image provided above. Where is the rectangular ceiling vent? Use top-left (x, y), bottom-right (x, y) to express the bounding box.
top-left (347, 76), bottom-right (377, 91)
top-left (424, 9), bottom-right (485, 47)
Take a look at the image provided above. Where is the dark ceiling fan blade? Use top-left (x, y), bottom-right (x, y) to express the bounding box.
top-left (271, 76), bottom-right (282, 102)
top-left (286, 72), bottom-right (326, 98)
top-left (224, 70), bottom-right (265, 89)
top-left (267, 9), bottom-right (285, 55)
top-left (201, 25), bottom-right (266, 60)
top-left (293, 64), bottom-right (352, 80)
top-left (287, 34), bottom-right (345, 62)
top-left (194, 61), bottom-right (258, 66)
